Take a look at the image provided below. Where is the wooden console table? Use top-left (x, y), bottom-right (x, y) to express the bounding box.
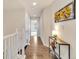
top-left (49, 36), bottom-right (70, 59)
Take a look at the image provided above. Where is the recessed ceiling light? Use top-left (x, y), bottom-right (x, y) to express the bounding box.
top-left (33, 2), bottom-right (37, 6)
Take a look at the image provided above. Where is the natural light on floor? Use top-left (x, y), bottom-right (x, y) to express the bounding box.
top-left (33, 35), bottom-right (38, 45)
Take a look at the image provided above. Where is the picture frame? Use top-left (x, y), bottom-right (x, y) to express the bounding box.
top-left (54, 1), bottom-right (76, 23)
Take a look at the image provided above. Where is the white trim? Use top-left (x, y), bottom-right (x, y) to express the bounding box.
top-left (44, 44), bottom-right (49, 48)
top-left (3, 33), bottom-right (17, 40)
top-left (39, 36), bottom-right (49, 47)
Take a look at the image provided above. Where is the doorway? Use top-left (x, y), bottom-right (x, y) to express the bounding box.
top-left (31, 19), bottom-right (38, 36)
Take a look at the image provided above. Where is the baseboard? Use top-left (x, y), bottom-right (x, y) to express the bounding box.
top-left (43, 43), bottom-right (49, 48)
top-left (38, 36), bottom-right (49, 48)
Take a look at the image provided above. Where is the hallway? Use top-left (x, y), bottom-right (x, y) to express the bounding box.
top-left (3, 0), bottom-right (76, 59)
top-left (25, 36), bottom-right (53, 59)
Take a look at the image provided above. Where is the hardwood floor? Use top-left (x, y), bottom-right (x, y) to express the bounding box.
top-left (25, 36), bottom-right (55, 59)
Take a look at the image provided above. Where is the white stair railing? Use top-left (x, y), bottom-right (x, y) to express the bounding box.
top-left (3, 32), bottom-right (18, 59)
top-left (3, 28), bottom-right (30, 59)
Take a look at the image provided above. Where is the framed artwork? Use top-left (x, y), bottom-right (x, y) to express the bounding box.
top-left (54, 2), bottom-right (76, 22)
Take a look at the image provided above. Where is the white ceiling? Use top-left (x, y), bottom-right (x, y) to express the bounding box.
top-left (3, 0), bottom-right (54, 17)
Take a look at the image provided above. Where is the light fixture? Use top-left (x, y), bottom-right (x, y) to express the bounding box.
top-left (52, 30), bottom-right (58, 40)
top-left (33, 2), bottom-right (37, 6)
top-left (52, 30), bottom-right (57, 36)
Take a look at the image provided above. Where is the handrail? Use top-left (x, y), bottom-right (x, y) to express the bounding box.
top-left (3, 32), bottom-right (18, 59)
top-left (3, 33), bottom-right (17, 40)
top-left (3, 28), bottom-right (30, 59)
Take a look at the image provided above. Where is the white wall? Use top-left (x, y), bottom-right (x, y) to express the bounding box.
top-left (3, 9), bottom-right (29, 54)
top-left (3, 9), bottom-right (31, 58)
top-left (24, 12), bottom-right (31, 44)
top-left (40, 0), bottom-right (76, 59)
top-left (55, 20), bottom-right (76, 59)
top-left (39, 7), bottom-right (53, 47)
top-left (3, 9), bottom-right (25, 36)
